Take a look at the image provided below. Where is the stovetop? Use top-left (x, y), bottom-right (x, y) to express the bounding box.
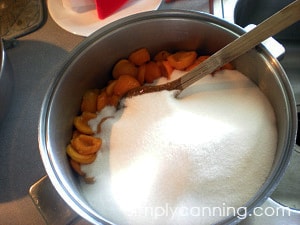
top-left (0, 0), bottom-right (299, 224)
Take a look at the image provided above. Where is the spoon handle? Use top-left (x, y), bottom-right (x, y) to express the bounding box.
top-left (179, 0), bottom-right (300, 90)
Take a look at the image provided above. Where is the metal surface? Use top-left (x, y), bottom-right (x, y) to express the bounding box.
top-left (272, 149), bottom-right (300, 211)
top-left (0, 39), bottom-right (13, 123)
top-left (0, 0), bottom-right (46, 40)
top-left (29, 176), bottom-right (79, 225)
top-left (38, 10), bottom-right (296, 225)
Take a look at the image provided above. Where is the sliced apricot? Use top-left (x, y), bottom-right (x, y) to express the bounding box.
top-left (73, 112), bottom-right (97, 135)
top-left (167, 51), bottom-right (197, 70)
top-left (97, 116), bottom-right (114, 133)
top-left (108, 94), bottom-right (120, 107)
top-left (221, 62), bottom-right (235, 70)
top-left (137, 64), bottom-right (146, 85)
top-left (97, 91), bottom-right (109, 112)
top-left (154, 50), bottom-right (171, 61)
top-left (71, 134), bottom-right (102, 155)
top-left (66, 144), bottom-right (97, 164)
top-left (112, 59), bottom-right (138, 79)
top-left (81, 89), bottom-right (100, 113)
top-left (72, 129), bottom-right (82, 139)
top-left (69, 159), bottom-right (86, 176)
top-left (83, 176), bottom-right (95, 184)
top-left (144, 61), bottom-right (162, 83)
top-left (186, 55), bottom-right (210, 71)
top-left (106, 80), bottom-right (117, 97)
top-left (157, 60), bottom-right (174, 79)
top-left (84, 177), bottom-right (95, 184)
top-left (128, 48), bottom-right (151, 66)
top-left (113, 75), bottom-right (141, 96)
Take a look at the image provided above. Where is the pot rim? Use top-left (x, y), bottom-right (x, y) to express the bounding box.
top-left (0, 38), bottom-right (14, 124)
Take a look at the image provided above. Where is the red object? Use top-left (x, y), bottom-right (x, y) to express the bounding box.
top-left (94, 0), bottom-right (128, 19)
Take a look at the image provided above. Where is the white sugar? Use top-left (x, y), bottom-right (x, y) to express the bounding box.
top-left (81, 70), bottom-right (277, 225)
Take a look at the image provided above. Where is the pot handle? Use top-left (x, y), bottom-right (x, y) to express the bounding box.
top-left (29, 176), bottom-right (84, 225)
top-left (244, 24), bottom-right (285, 60)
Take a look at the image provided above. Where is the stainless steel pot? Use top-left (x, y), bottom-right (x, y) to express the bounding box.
top-left (38, 10), bottom-right (297, 225)
top-left (0, 39), bottom-right (13, 124)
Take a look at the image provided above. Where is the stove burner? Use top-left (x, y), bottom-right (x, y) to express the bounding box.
top-left (0, 0), bottom-right (46, 39)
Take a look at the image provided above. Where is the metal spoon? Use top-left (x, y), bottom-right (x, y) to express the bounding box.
top-left (127, 0), bottom-right (300, 97)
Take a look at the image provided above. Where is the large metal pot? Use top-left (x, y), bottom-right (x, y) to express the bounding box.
top-left (38, 10), bottom-right (297, 224)
top-left (0, 39), bottom-right (13, 124)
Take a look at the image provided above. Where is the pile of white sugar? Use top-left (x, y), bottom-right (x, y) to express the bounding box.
top-left (81, 69), bottom-right (277, 225)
